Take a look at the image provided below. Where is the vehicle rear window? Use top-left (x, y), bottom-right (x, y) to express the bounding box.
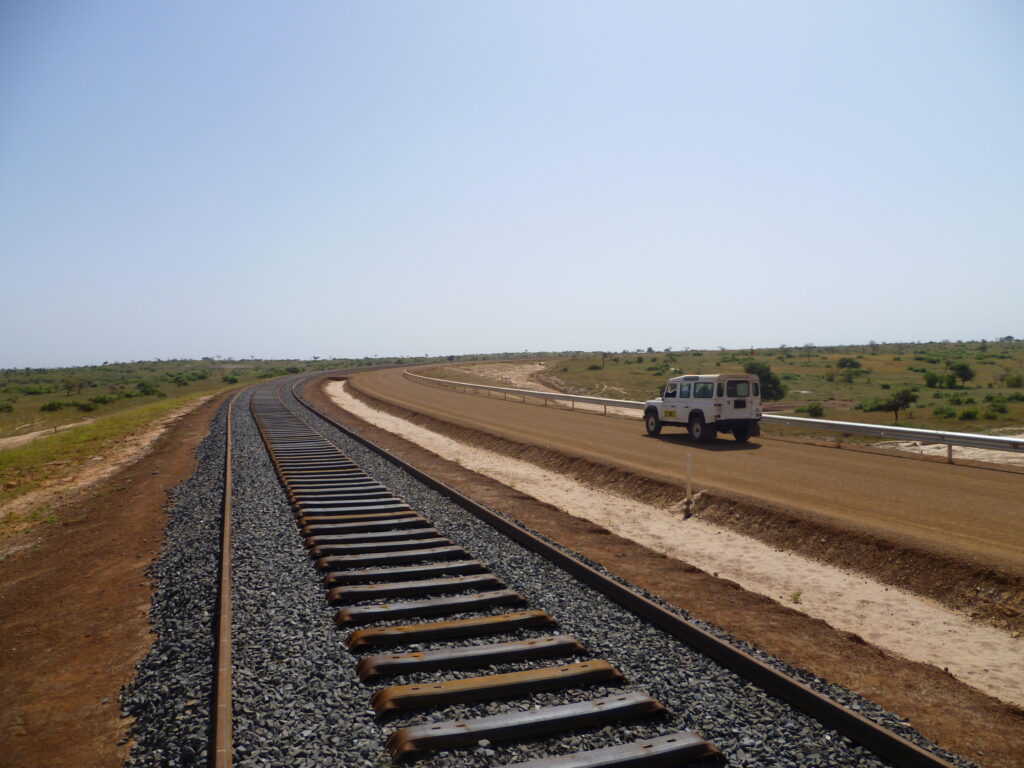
top-left (693, 382), bottom-right (714, 398)
top-left (753, 382), bottom-right (760, 397)
top-left (727, 380), bottom-right (750, 397)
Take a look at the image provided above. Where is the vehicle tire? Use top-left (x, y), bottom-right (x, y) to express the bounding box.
top-left (733, 425), bottom-right (750, 443)
top-left (689, 414), bottom-right (716, 443)
top-left (644, 411), bottom-right (662, 436)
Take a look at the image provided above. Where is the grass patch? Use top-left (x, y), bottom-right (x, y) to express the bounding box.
top-left (0, 391), bottom-right (221, 508)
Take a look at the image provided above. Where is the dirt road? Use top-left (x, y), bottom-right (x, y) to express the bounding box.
top-left (349, 367), bottom-right (1024, 571)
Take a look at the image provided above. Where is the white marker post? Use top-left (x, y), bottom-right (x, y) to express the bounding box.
top-left (684, 454), bottom-right (693, 518)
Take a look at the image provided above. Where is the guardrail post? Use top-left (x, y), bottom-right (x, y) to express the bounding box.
top-left (947, 444), bottom-right (953, 464)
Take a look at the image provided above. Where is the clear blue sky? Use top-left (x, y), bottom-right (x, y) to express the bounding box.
top-left (2, 1), bottom-right (1022, 368)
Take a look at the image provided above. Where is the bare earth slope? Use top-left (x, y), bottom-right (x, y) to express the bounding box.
top-left (0, 394), bottom-right (227, 768)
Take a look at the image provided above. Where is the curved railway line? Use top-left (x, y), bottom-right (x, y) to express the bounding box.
top-left (182, 376), bottom-right (976, 768)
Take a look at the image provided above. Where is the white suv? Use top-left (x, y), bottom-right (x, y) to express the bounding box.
top-left (643, 373), bottom-right (762, 442)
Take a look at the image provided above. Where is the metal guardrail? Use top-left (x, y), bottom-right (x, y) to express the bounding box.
top-left (405, 370), bottom-right (644, 413)
top-left (403, 370), bottom-right (1024, 455)
top-left (758, 414), bottom-right (1024, 453)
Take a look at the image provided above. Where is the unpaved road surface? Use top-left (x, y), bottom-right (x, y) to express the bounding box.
top-left (351, 367), bottom-right (1024, 570)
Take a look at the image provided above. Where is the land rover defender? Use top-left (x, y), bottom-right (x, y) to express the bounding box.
top-left (643, 373), bottom-right (762, 442)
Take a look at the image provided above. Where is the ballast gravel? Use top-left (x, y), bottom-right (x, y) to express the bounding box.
top-left (121, 381), bottom-right (979, 768)
top-left (121, 401), bottom-right (228, 768)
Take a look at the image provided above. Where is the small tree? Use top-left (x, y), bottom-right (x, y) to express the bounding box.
top-left (836, 357), bottom-right (861, 369)
top-left (950, 363), bottom-right (975, 388)
top-left (744, 361), bottom-right (786, 401)
top-left (922, 371), bottom-right (940, 388)
top-left (886, 389), bottom-right (918, 422)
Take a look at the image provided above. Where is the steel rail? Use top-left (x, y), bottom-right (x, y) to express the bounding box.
top-left (211, 390), bottom-right (243, 768)
top-left (294, 373), bottom-right (957, 768)
top-left (403, 369), bottom-right (1024, 454)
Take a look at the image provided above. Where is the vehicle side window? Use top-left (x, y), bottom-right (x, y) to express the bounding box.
top-left (717, 383), bottom-right (724, 397)
top-left (678, 383), bottom-right (691, 398)
top-left (753, 382), bottom-right (760, 397)
top-left (727, 380), bottom-right (750, 397)
top-left (664, 383), bottom-right (677, 398)
top-left (693, 382), bottom-right (714, 398)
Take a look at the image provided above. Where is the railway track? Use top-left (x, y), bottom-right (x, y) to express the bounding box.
top-left (126, 375), bottom-right (977, 768)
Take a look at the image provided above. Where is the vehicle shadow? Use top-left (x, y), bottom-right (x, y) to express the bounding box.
top-left (643, 432), bottom-right (762, 451)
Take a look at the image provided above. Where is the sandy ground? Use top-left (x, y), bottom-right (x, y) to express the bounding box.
top-left (446, 363), bottom-right (560, 392)
top-left (877, 434), bottom-right (1024, 466)
top-left (436, 363), bottom-right (641, 418)
top-left (0, 419), bottom-right (95, 451)
top-left (328, 379), bottom-right (1024, 709)
top-left (0, 396), bottom-right (216, 534)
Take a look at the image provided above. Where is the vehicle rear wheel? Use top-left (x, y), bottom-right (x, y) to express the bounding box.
top-left (733, 425), bottom-right (750, 442)
top-left (644, 411), bottom-right (662, 436)
top-left (689, 414), bottom-right (716, 443)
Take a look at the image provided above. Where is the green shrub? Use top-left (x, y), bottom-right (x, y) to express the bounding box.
top-left (958, 407), bottom-right (978, 421)
top-left (0, 402), bottom-right (12, 413)
top-left (932, 405), bottom-right (956, 419)
top-left (222, 375), bottom-right (239, 384)
top-left (744, 361), bottom-right (786, 400)
top-left (837, 357), bottom-right (861, 369)
top-left (1006, 373), bottom-right (1023, 388)
top-left (136, 381), bottom-right (162, 397)
top-left (806, 402), bottom-right (824, 418)
top-left (586, 364), bottom-right (601, 370)
top-left (40, 401), bottom-right (63, 412)
top-left (856, 397), bottom-right (889, 412)
top-left (880, 383), bottom-right (891, 389)
top-left (19, 385), bottom-right (53, 395)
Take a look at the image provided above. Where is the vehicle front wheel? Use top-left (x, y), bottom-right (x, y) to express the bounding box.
top-left (733, 425), bottom-right (750, 442)
top-left (644, 411), bottom-right (662, 436)
top-left (689, 414), bottom-right (716, 443)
